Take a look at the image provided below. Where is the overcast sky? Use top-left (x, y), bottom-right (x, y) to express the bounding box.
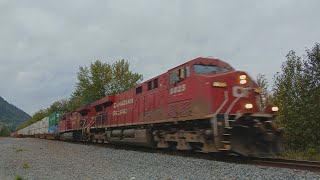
top-left (0, 0), bottom-right (319, 115)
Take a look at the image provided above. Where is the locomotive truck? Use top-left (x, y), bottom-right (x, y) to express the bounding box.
top-left (19, 57), bottom-right (282, 157)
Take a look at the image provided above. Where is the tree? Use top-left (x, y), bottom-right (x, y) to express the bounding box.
top-left (256, 74), bottom-right (269, 111)
top-left (109, 60), bottom-right (144, 94)
top-left (16, 59), bottom-right (143, 131)
top-left (0, 126), bottom-right (11, 136)
top-left (73, 59), bottom-right (143, 106)
top-left (73, 60), bottom-right (112, 105)
top-left (272, 43), bottom-right (320, 150)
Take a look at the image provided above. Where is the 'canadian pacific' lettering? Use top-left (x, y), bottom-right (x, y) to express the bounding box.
top-left (114, 98), bottom-right (134, 108)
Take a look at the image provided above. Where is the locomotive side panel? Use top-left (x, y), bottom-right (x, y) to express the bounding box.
top-left (143, 75), bottom-right (168, 122)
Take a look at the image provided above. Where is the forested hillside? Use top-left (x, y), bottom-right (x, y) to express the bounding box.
top-left (0, 96), bottom-right (30, 127)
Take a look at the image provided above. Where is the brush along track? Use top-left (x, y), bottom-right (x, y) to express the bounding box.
top-left (65, 140), bottom-right (320, 172)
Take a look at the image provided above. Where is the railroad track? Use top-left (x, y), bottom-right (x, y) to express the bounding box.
top-left (51, 139), bottom-right (320, 172)
top-left (250, 157), bottom-right (320, 172)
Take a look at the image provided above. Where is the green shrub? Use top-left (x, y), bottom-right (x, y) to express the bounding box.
top-left (14, 175), bottom-right (23, 180)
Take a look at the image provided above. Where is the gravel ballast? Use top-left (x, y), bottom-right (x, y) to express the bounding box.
top-left (0, 137), bottom-right (319, 180)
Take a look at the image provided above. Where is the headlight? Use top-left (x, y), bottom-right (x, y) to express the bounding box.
top-left (272, 106), bottom-right (279, 112)
top-left (240, 75), bottom-right (246, 80)
top-left (245, 103), bottom-right (253, 109)
top-left (240, 79), bottom-right (247, 84)
top-left (239, 75), bottom-right (247, 84)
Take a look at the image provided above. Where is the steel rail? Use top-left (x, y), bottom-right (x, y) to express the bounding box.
top-left (251, 157), bottom-right (320, 172)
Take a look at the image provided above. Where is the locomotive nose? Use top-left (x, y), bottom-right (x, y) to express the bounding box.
top-left (229, 114), bottom-right (283, 157)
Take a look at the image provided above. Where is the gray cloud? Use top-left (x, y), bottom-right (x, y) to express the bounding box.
top-left (0, 0), bottom-right (319, 114)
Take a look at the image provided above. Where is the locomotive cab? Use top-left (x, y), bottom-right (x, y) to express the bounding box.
top-left (169, 57), bottom-right (283, 156)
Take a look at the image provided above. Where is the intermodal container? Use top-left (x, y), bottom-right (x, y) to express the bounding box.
top-left (39, 117), bottom-right (49, 134)
top-left (48, 125), bottom-right (58, 134)
top-left (49, 112), bottom-right (62, 126)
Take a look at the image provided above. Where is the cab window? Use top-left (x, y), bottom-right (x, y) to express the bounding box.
top-left (185, 66), bottom-right (190, 77)
top-left (194, 64), bottom-right (230, 74)
top-left (170, 66), bottom-right (190, 84)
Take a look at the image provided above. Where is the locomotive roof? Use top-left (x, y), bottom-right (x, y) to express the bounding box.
top-left (76, 105), bottom-right (92, 113)
top-left (87, 57), bottom-right (235, 108)
top-left (167, 57), bottom-right (234, 71)
top-left (91, 95), bottom-right (115, 107)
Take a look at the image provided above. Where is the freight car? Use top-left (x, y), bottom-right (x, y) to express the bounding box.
top-left (17, 112), bottom-right (61, 140)
top-left (18, 57), bottom-right (282, 157)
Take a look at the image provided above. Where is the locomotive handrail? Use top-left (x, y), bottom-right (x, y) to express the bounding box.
top-left (84, 118), bottom-right (95, 130)
top-left (81, 117), bottom-right (95, 135)
top-left (212, 91), bottom-right (228, 137)
top-left (214, 91), bottom-right (229, 116)
top-left (89, 118), bottom-right (95, 127)
top-left (224, 87), bottom-right (253, 127)
top-left (224, 96), bottom-right (241, 127)
top-left (81, 118), bottom-right (87, 134)
top-left (213, 91), bottom-right (229, 117)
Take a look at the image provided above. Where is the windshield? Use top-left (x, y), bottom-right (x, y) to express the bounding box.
top-left (193, 64), bottom-right (230, 74)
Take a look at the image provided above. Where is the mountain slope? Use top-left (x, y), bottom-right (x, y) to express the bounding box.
top-left (0, 96), bottom-right (30, 127)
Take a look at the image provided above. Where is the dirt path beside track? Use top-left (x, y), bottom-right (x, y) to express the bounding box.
top-left (0, 137), bottom-right (319, 180)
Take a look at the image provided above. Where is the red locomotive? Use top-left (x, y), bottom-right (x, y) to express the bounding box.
top-left (56, 57), bottom-right (281, 156)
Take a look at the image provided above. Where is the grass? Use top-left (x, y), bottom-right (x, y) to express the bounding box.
top-left (15, 148), bottom-right (25, 153)
top-left (11, 146), bottom-right (30, 170)
top-left (12, 147), bottom-right (27, 154)
top-left (23, 162), bottom-right (30, 169)
top-left (278, 149), bottom-right (320, 161)
top-left (14, 175), bottom-right (23, 180)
